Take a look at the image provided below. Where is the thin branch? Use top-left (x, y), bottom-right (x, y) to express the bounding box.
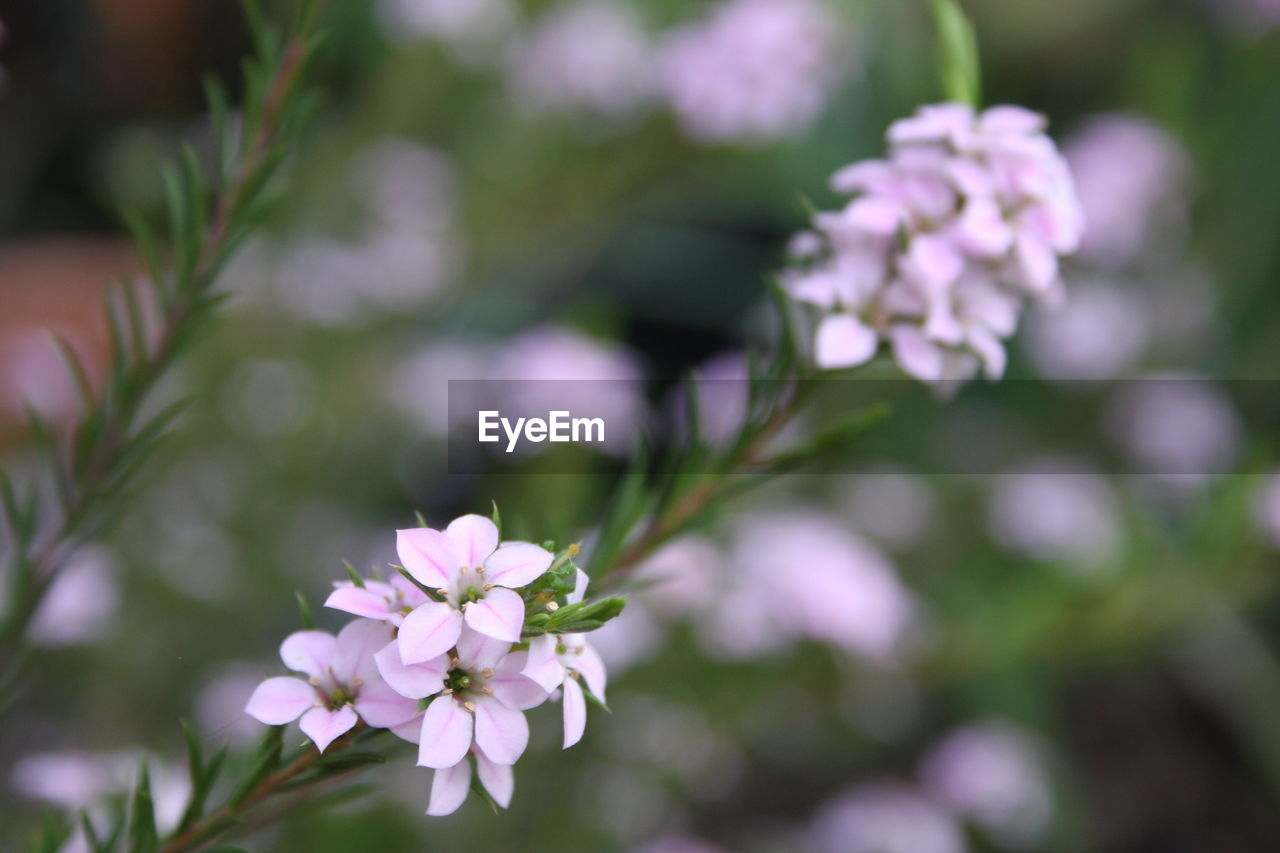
top-left (0, 2), bottom-right (323, 694)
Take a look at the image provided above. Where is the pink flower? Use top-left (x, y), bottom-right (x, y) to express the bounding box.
top-left (659, 0), bottom-right (848, 145)
top-left (1064, 113), bottom-right (1189, 268)
top-left (808, 783), bottom-right (966, 853)
top-left (788, 102), bottom-right (1083, 383)
top-left (508, 2), bottom-right (653, 119)
top-left (920, 721), bottom-right (1053, 848)
top-left (521, 569), bottom-right (609, 747)
top-left (425, 748), bottom-right (515, 816)
top-left (244, 619), bottom-right (419, 752)
top-left (406, 626), bottom-right (548, 770)
top-left (1253, 470), bottom-right (1280, 548)
top-left (522, 632), bottom-right (608, 748)
top-left (325, 574), bottom-right (430, 627)
top-left (392, 514), bottom-right (554, 664)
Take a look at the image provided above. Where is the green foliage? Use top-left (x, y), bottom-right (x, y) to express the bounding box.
top-left (0, 0), bottom-right (326, 707)
top-left (929, 0), bottom-right (982, 107)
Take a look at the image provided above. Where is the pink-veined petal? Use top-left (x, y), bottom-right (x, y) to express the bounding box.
top-left (244, 676), bottom-right (314, 725)
top-left (374, 640), bottom-right (448, 700)
top-left (520, 635), bottom-right (565, 693)
top-left (815, 314), bottom-right (878, 370)
top-left (483, 542), bottom-right (554, 588)
top-left (398, 602), bottom-right (463, 666)
top-left (562, 677), bottom-right (587, 749)
top-left (355, 677), bottom-right (421, 728)
top-left (397, 527), bottom-right (461, 588)
top-left (463, 587), bottom-right (524, 643)
top-left (426, 757), bottom-right (471, 817)
top-left (390, 712), bottom-right (424, 744)
top-left (418, 696), bottom-right (474, 769)
top-left (455, 624), bottom-right (512, 671)
top-left (568, 640), bottom-right (607, 702)
top-left (299, 705), bottom-right (358, 753)
top-left (472, 695), bottom-right (529, 765)
top-left (489, 651), bottom-right (550, 711)
top-left (279, 631), bottom-right (337, 678)
top-left (474, 748), bottom-right (514, 808)
top-left (324, 585), bottom-right (394, 622)
top-left (331, 618), bottom-right (394, 684)
top-left (445, 514), bottom-right (499, 567)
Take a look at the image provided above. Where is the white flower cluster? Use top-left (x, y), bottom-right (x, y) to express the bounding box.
top-left (245, 514), bottom-right (615, 816)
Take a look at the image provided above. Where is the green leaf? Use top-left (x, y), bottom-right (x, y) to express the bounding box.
top-left (929, 0), bottom-right (982, 107)
top-left (296, 590), bottom-right (315, 629)
top-left (126, 762), bottom-right (159, 853)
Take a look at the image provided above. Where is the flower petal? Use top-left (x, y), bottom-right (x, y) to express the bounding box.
top-left (398, 602), bottom-right (463, 665)
top-left (463, 587), bottom-right (525, 643)
top-left (569, 568), bottom-right (590, 605)
top-left (390, 712), bottom-right (424, 744)
top-left (472, 695), bottom-right (529, 765)
top-left (300, 705), bottom-right (357, 753)
top-left (569, 640), bottom-right (608, 703)
top-left (562, 677), bottom-right (587, 749)
top-left (520, 635), bottom-right (565, 693)
top-left (489, 651), bottom-right (550, 711)
top-left (426, 757), bottom-right (472, 817)
top-left (397, 527), bottom-right (461, 588)
top-left (323, 584), bottom-right (393, 622)
top-left (474, 748), bottom-right (514, 808)
top-left (445, 514), bottom-right (499, 567)
top-left (483, 542), bottom-right (554, 588)
top-left (279, 630), bottom-right (337, 678)
top-left (815, 314), bottom-right (878, 370)
top-left (375, 640), bottom-right (448, 700)
top-left (418, 696), bottom-right (474, 769)
top-left (331, 618), bottom-right (394, 683)
top-left (890, 325), bottom-right (945, 381)
top-left (354, 678), bottom-right (421, 729)
top-left (455, 624), bottom-right (512, 671)
top-left (244, 676), bottom-right (314, 725)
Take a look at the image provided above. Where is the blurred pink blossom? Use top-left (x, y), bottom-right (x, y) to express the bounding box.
top-left (1064, 114), bottom-right (1190, 268)
top-left (633, 836), bottom-right (727, 853)
top-left (987, 460), bottom-right (1121, 570)
top-left (920, 720), bottom-right (1053, 848)
top-left (1106, 377), bottom-right (1241, 479)
top-left (659, 0), bottom-right (847, 145)
top-left (703, 511), bottom-right (917, 662)
top-left (378, 0), bottom-right (514, 49)
top-left (28, 547), bottom-right (118, 647)
top-left (1024, 283), bottom-right (1149, 380)
top-left (1207, 0), bottom-right (1280, 30)
top-left (487, 326), bottom-right (647, 455)
top-left (840, 468), bottom-right (938, 549)
top-left (508, 3), bottom-right (653, 119)
top-left (788, 103), bottom-right (1084, 383)
top-left (807, 783), bottom-right (967, 853)
top-left (1253, 471), bottom-right (1280, 548)
top-left (387, 338), bottom-right (492, 437)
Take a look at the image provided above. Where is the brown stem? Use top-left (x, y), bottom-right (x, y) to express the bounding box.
top-left (160, 727), bottom-right (362, 853)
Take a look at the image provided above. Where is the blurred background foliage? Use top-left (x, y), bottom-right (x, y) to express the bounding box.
top-left (1, 0), bottom-right (1280, 850)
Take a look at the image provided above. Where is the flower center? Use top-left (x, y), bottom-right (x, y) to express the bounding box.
top-left (444, 669), bottom-right (473, 694)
